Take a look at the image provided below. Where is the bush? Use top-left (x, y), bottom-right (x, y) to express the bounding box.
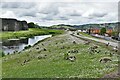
top-left (112, 31), bottom-right (119, 37)
top-left (24, 45), bottom-right (31, 49)
top-left (2, 52), bottom-right (5, 57)
top-left (28, 22), bottom-right (35, 28)
top-left (0, 51), bottom-right (5, 57)
top-left (49, 32), bottom-right (55, 34)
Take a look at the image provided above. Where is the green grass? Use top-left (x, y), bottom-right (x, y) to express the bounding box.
top-left (0, 28), bottom-right (64, 40)
top-left (2, 33), bottom-right (118, 78)
top-left (79, 32), bottom-right (93, 38)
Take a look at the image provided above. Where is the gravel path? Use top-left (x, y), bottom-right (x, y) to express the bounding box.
top-left (72, 32), bottom-right (119, 47)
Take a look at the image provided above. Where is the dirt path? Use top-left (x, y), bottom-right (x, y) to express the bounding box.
top-left (66, 31), bottom-right (85, 44)
top-left (73, 31), bottom-right (118, 47)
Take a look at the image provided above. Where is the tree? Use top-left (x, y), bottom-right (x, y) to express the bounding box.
top-left (100, 28), bottom-right (106, 35)
top-left (112, 31), bottom-right (119, 37)
top-left (34, 23), bottom-right (41, 28)
top-left (28, 22), bottom-right (35, 28)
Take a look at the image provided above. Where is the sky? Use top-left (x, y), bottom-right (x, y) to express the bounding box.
top-left (0, 0), bottom-right (119, 26)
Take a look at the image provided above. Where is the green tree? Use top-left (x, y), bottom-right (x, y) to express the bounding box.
top-left (112, 31), bottom-right (119, 37)
top-left (28, 22), bottom-right (35, 28)
top-left (100, 28), bottom-right (106, 35)
top-left (35, 23), bottom-right (41, 28)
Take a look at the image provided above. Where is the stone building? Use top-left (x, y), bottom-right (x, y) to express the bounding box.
top-left (1, 18), bottom-right (28, 31)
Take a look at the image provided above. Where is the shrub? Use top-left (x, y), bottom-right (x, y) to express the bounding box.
top-left (2, 52), bottom-right (5, 57)
top-left (49, 32), bottom-right (55, 34)
top-left (0, 51), bottom-right (5, 57)
top-left (24, 45), bottom-right (31, 49)
top-left (28, 22), bottom-right (35, 28)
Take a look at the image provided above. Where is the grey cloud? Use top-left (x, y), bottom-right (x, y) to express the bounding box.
top-left (41, 13), bottom-right (54, 21)
top-left (91, 12), bottom-right (107, 18)
top-left (16, 7), bottom-right (38, 17)
top-left (1, 2), bottom-right (36, 9)
top-left (69, 11), bottom-right (81, 16)
top-left (59, 16), bottom-right (69, 20)
top-left (41, 15), bottom-right (69, 21)
top-left (86, 12), bottom-right (108, 19)
top-left (38, 3), bottom-right (60, 15)
top-left (21, 13), bottom-right (36, 17)
top-left (42, 17), bottom-right (53, 21)
top-left (70, 13), bottom-right (81, 16)
top-left (39, 8), bottom-right (58, 15)
top-left (1, 2), bottom-right (20, 8)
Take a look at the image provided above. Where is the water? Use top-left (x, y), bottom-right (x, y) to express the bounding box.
top-left (1, 35), bottom-right (52, 54)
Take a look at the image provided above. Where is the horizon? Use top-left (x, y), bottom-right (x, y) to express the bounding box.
top-left (1, 17), bottom-right (119, 27)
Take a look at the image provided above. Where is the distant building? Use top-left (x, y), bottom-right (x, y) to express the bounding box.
top-left (90, 28), bottom-right (100, 34)
top-left (1, 18), bottom-right (28, 31)
top-left (88, 27), bottom-right (113, 36)
top-left (106, 27), bottom-right (113, 36)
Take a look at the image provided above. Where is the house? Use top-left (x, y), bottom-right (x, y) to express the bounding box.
top-left (88, 27), bottom-right (113, 36)
top-left (1, 18), bottom-right (28, 31)
top-left (89, 28), bottom-right (100, 34)
top-left (106, 27), bottom-right (113, 36)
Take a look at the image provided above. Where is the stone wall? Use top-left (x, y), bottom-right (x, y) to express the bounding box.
top-left (21, 21), bottom-right (28, 30)
top-left (1, 18), bottom-right (28, 31)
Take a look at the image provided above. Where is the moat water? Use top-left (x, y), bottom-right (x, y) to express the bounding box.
top-left (1, 35), bottom-right (52, 54)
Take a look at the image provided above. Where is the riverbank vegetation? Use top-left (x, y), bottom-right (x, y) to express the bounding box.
top-left (0, 28), bottom-right (64, 40)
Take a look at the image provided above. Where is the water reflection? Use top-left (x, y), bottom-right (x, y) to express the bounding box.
top-left (2, 35), bottom-right (52, 54)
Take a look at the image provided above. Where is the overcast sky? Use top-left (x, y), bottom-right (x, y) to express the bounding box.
top-left (0, 0), bottom-right (119, 26)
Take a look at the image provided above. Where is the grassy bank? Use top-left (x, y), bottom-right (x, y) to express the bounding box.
top-left (0, 28), bottom-right (64, 40)
top-left (2, 32), bottom-right (118, 78)
top-left (79, 32), bottom-right (94, 38)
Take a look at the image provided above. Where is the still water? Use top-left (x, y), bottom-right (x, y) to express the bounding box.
top-left (1, 35), bottom-right (52, 54)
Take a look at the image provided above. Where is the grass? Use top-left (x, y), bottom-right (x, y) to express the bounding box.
top-left (79, 32), bottom-right (94, 38)
top-left (0, 28), bottom-right (64, 40)
top-left (2, 32), bottom-right (118, 78)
